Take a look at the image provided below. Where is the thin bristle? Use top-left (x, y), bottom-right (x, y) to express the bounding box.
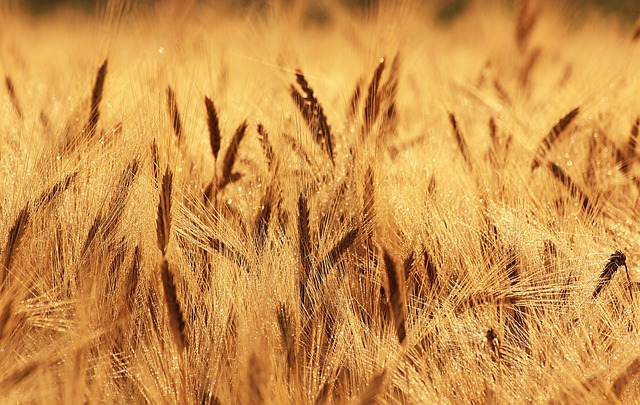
top-left (156, 167), bottom-right (173, 256)
top-left (85, 59), bottom-right (108, 139)
top-left (219, 120), bottom-right (247, 190)
top-left (532, 107), bottom-right (580, 170)
top-left (160, 259), bottom-right (186, 353)
top-left (205, 96), bottom-right (221, 160)
top-left (383, 250), bottom-right (407, 345)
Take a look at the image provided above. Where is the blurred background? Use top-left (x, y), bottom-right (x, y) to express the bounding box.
top-left (14, 0), bottom-right (640, 20)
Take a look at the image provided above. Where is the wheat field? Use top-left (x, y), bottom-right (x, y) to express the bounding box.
top-left (1, 0), bottom-right (640, 403)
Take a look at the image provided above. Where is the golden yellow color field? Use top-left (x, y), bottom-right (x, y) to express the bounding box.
top-left (1, 0), bottom-right (640, 403)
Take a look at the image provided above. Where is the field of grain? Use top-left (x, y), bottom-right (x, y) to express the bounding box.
top-left (1, 0), bottom-right (640, 403)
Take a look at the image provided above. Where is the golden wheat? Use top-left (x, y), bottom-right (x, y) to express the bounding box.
top-left (1, 0), bottom-right (640, 403)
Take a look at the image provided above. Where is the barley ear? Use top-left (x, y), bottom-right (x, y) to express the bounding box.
top-left (156, 167), bottom-right (173, 256)
top-left (383, 250), bottom-right (407, 345)
top-left (449, 113), bottom-right (471, 169)
top-left (290, 70), bottom-right (334, 163)
top-left (257, 124), bottom-right (274, 170)
top-left (0, 299), bottom-right (13, 343)
top-left (276, 303), bottom-right (297, 378)
top-left (219, 120), bottom-right (247, 190)
top-left (253, 186), bottom-right (273, 251)
top-left (5, 76), bottom-right (23, 120)
top-left (247, 353), bottom-right (266, 405)
top-left (531, 107), bottom-right (580, 170)
top-left (315, 228), bottom-right (359, 288)
top-left (160, 259), bottom-right (186, 353)
top-left (515, 0), bottom-right (539, 51)
top-left (611, 357), bottom-right (640, 398)
top-left (85, 59), bottom-right (108, 139)
top-left (151, 139), bottom-right (160, 184)
top-left (1, 204), bottom-right (30, 288)
top-left (547, 162), bottom-right (592, 213)
top-left (363, 58), bottom-right (386, 136)
top-left (298, 192), bottom-right (313, 306)
top-left (593, 251), bottom-right (626, 299)
top-left (358, 370), bottom-right (387, 405)
top-left (205, 96), bottom-right (221, 160)
top-left (628, 117), bottom-right (639, 157)
top-left (166, 86), bottom-right (183, 143)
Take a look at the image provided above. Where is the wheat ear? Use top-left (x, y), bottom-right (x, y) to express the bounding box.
top-left (85, 59), bottom-right (108, 138)
top-left (156, 167), bottom-right (173, 256)
top-left (160, 259), bottom-right (186, 353)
